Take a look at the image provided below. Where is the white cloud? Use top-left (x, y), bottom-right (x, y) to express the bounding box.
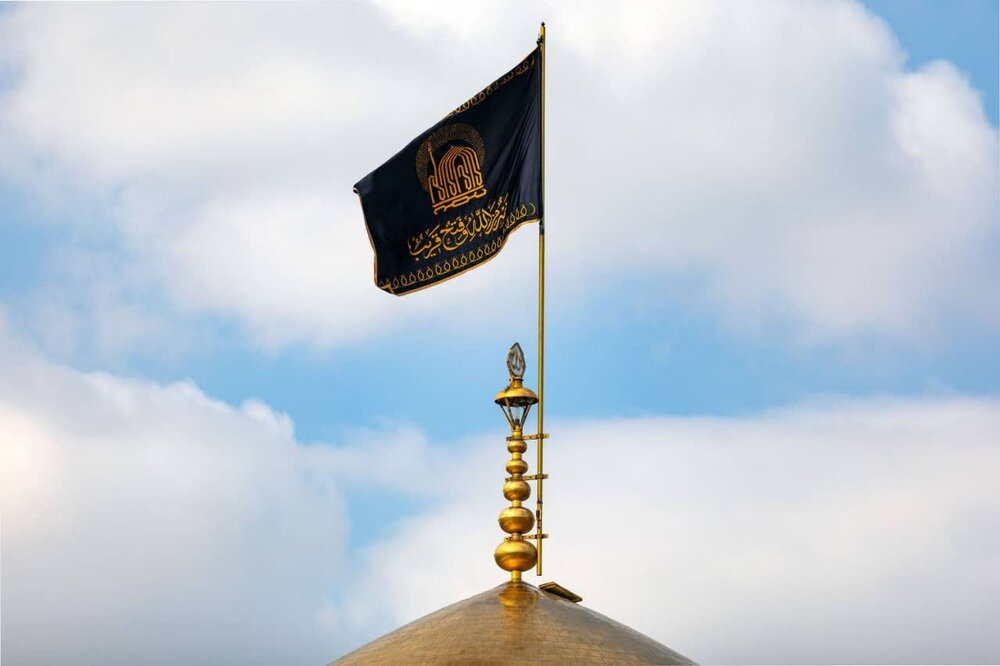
top-left (1, 325), bottom-right (998, 663)
top-left (1, 1), bottom-right (996, 350)
top-left (0, 326), bottom-right (408, 665)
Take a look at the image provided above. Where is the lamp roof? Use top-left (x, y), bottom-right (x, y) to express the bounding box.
top-left (494, 379), bottom-right (539, 407)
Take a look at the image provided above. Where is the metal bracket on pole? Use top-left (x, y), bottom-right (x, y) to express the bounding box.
top-left (507, 433), bottom-right (548, 442)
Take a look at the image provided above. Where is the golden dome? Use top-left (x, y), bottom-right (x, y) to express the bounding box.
top-left (330, 581), bottom-right (695, 665)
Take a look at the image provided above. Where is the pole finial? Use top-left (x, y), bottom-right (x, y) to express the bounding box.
top-left (506, 342), bottom-right (526, 381)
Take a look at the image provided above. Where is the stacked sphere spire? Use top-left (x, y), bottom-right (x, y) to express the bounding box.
top-left (493, 343), bottom-right (539, 581)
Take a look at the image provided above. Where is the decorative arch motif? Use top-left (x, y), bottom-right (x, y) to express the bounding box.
top-left (416, 124), bottom-right (488, 215)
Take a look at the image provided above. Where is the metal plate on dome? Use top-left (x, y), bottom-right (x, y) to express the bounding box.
top-left (539, 581), bottom-right (582, 603)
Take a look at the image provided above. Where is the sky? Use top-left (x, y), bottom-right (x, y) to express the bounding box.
top-left (0, 1), bottom-right (997, 664)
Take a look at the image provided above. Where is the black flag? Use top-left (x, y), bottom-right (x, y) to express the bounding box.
top-left (354, 47), bottom-right (542, 295)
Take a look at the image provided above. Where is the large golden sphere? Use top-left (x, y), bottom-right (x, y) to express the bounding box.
top-left (503, 480), bottom-right (531, 501)
top-left (494, 538), bottom-right (537, 572)
top-left (498, 506), bottom-right (534, 534)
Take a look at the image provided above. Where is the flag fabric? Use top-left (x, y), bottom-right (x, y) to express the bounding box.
top-left (354, 47), bottom-right (542, 295)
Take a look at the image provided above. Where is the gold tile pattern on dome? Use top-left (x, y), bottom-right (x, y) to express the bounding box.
top-left (330, 581), bottom-right (696, 665)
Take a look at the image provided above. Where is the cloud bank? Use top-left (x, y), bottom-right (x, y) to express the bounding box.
top-left (2, 325), bottom-right (998, 664)
top-left (0, 1), bottom-right (996, 352)
top-left (0, 326), bottom-right (353, 664)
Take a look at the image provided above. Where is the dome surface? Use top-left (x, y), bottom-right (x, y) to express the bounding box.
top-left (331, 581), bottom-right (695, 665)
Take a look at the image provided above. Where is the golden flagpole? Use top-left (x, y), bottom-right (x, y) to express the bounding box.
top-left (535, 21), bottom-right (546, 576)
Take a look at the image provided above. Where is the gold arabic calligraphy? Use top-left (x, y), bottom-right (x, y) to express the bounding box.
top-left (382, 199), bottom-right (538, 294)
top-left (409, 195), bottom-right (536, 261)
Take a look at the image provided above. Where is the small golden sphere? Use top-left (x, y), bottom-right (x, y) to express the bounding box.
top-left (494, 538), bottom-right (537, 572)
top-left (503, 480), bottom-right (531, 501)
top-left (507, 439), bottom-right (526, 454)
top-left (498, 506), bottom-right (534, 534)
top-left (506, 459), bottom-right (528, 475)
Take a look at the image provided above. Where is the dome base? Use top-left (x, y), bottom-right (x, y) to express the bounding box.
top-left (331, 580), bottom-right (695, 665)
